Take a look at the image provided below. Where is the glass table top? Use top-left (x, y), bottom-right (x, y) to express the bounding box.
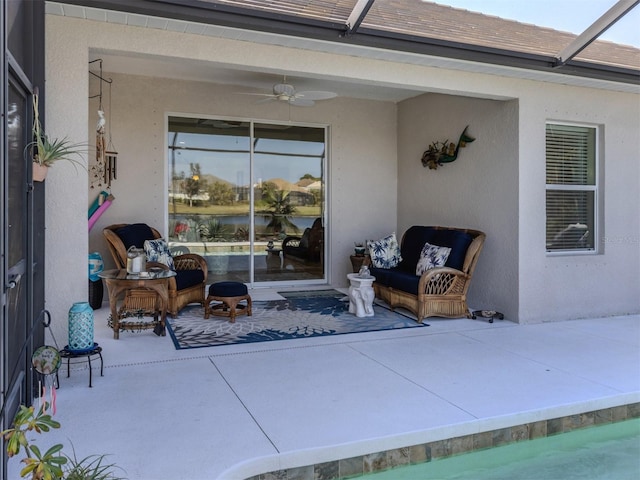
top-left (98, 268), bottom-right (176, 280)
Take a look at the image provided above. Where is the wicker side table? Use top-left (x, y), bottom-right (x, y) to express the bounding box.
top-left (349, 254), bottom-right (371, 273)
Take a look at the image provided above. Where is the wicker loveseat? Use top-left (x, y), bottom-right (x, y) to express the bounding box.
top-left (103, 223), bottom-right (207, 317)
top-left (370, 226), bottom-right (485, 323)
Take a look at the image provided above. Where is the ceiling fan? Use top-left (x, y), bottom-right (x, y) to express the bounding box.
top-left (245, 78), bottom-right (337, 107)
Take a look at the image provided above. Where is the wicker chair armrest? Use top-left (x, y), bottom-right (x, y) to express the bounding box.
top-left (103, 228), bottom-right (128, 268)
top-left (146, 261), bottom-right (169, 271)
top-left (173, 254), bottom-right (208, 279)
top-left (418, 267), bottom-right (470, 295)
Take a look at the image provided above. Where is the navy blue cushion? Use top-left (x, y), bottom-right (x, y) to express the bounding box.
top-left (399, 226), bottom-right (436, 272)
top-left (388, 270), bottom-right (421, 296)
top-left (369, 267), bottom-right (396, 286)
top-left (175, 269), bottom-right (205, 291)
top-left (115, 223), bottom-right (155, 249)
top-left (285, 246), bottom-right (309, 260)
top-left (428, 229), bottom-right (473, 271)
top-left (209, 281), bottom-right (247, 297)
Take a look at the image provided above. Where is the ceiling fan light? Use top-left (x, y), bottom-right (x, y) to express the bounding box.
top-left (273, 83), bottom-right (295, 97)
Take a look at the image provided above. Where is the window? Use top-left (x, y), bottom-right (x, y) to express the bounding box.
top-left (167, 116), bottom-right (326, 284)
top-left (546, 123), bottom-right (598, 253)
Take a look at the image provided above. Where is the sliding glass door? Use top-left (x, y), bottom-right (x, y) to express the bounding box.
top-left (167, 116), bottom-right (326, 285)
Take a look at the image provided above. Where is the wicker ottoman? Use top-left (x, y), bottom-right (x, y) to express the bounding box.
top-left (204, 282), bottom-right (252, 323)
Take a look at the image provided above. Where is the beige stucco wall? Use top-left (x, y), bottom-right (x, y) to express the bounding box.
top-left (397, 94), bottom-right (519, 319)
top-left (45, 15), bottom-right (398, 342)
top-left (86, 71), bottom-right (398, 279)
top-left (517, 84), bottom-right (640, 322)
top-left (45, 13), bottom-right (640, 341)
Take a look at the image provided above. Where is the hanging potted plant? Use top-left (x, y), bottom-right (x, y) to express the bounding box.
top-left (28, 88), bottom-right (87, 182)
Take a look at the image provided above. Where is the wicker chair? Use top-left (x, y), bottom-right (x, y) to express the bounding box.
top-left (103, 223), bottom-right (207, 317)
top-left (371, 227), bottom-right (486, 323)
top-left (282, 218), bottom-right (323, 264)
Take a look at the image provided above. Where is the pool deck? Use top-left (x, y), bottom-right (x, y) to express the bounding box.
top-left (14, 288), bottom-right (640, 480)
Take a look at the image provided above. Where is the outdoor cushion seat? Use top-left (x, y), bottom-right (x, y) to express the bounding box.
top-left (103, 223), bottom-right (207, 317)
top-left (204, 281), bottom-right (252, 323)
top-left (174, 269), bottom-right (205, 291)
top-left (369, 226), bottom-right (485, 323)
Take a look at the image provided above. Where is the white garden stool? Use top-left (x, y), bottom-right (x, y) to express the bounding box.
top-left (347, 273), bottom-right (376, 317)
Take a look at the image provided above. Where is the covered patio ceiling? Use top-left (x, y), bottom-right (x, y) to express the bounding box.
top-left (48, 0), bottom-right (640, 99)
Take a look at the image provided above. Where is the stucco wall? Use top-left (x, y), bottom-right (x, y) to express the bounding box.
top-left (45, 13), bottom-right (640, 339)
top-left (44, 19), bottom-right (90, 343)
top-left (517, 85), bottom-right (640, 322)
top-left (46, 14), bottom-right (398, 341)
top-left (397, 94), bottom-right (519, 319)
top-left (87, 72), bottom-right (398, 281)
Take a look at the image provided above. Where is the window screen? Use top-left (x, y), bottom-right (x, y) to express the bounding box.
top-left (545, 123), bottom-right (597, 252)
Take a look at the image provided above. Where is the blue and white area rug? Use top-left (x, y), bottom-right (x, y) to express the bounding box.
top-left (166, 290), bottom-right (425, 349)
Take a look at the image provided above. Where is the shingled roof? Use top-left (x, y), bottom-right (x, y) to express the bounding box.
top-left (202, 0), bottom-right (640, 70)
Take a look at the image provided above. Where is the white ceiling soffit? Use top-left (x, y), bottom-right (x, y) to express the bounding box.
top-left (47, 2), bottom-right (640, 96)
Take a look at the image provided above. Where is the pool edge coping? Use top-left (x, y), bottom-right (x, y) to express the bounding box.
top-left (231, 397), bottom-right (640, 480)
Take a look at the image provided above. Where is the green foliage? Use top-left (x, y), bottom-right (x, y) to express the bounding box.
top-left (234, 226), bottom-right (250, 241)
top-left (29, 92), bottom-right (86, 169)
top-left (208, 181), bottom-right (235, 206)
top-left (30, 135), bottom-right (87, 169)
top-left (65, 446), bottom-right (124, 480)
top-left (259, 189), bottom-right (299, 234)
top-left (198, 218), bottom-right (231, 241)
top-left (181, 163), bottom-right (202, 206)
top-left (2, 403), bottom-right (124, 480)
top-left (299, 173), bottom-right (320, 181)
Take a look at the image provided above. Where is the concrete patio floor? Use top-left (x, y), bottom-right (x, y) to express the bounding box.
top-left (10, 288), bottom-right (640, 479)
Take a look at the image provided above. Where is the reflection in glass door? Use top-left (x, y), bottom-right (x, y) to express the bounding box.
top-left (167, 117), bottom-right (326, 285)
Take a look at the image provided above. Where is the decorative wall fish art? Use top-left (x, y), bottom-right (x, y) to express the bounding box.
top-left (421, 126), bottom-right (476, 170)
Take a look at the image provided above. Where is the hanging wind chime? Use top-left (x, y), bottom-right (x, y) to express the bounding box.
top-left (90, 59), bottom-right (117, 189)
top-left (31, 311), bottom-right (61, 415)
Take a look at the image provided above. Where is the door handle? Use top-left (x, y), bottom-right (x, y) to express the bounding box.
top-left (6, 273), bottom-right (21, 290)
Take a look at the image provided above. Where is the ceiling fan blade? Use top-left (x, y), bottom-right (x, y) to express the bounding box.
top-left (295, 90), bottom-right (337, 101)
top-left (256, 97), bottom-right (278, 104)
top-left (288, 97), bottom-right (315, 107)
top-left (238, 92), bottom-right (276, 97)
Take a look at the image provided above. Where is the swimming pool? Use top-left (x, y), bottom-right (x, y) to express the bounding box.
top-left (362, 417), bottom-right (640, 480)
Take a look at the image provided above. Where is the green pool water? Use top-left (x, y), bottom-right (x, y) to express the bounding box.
top-left (364, 418), bottom-right (640, 480)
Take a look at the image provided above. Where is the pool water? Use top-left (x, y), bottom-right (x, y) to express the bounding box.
top-left (364, 418), bottom-right (640, 480)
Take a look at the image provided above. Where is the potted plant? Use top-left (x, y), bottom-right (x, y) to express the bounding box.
top-left (198, 218), bottom-right (231, 274)
top-left (2, 403), bottom-right (124, 479)
top-left (355, 242), bottom-right (367, 256)
top-left (28, 88), bottom-right (87, 182)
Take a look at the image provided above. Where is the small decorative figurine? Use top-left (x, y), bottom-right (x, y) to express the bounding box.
top-left (358, 265), bottom-right (370, 278)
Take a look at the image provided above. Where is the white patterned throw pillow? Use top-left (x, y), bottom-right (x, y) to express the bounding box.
top-left (416, 242), bottom-right (451, 275)
top-left (144, 239), bottom-right (175, 270)
top-left (368, 233), bottom-right (402, 269)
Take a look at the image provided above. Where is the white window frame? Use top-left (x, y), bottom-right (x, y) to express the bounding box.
top-left (545, 121), bottom-right (600, 255)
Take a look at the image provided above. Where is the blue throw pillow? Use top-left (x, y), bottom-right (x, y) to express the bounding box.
top-left (367, 233), bottom-right (402, 269)
top-left (416, 242), bottom-right (451, 275)
top-left (115, 223), bottom-right (155, 248)
top-left (144, 239), bottom-right (175, 270)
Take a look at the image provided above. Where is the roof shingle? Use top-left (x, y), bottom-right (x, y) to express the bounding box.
top-left (204, 0), bottom-right (640, 70)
